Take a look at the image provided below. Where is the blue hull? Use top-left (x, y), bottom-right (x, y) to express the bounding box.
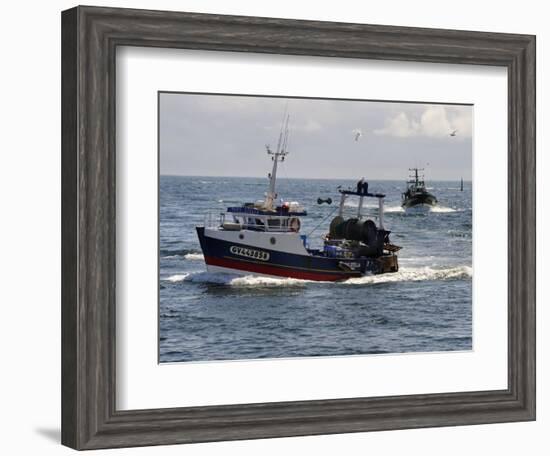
top-left (196, 227), bottom-right (396, 281)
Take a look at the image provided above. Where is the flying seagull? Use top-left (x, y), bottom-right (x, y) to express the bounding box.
top-left (450, 129), bottom-right (458, 137)
top-left (352, 129), bottom-right (362, 141)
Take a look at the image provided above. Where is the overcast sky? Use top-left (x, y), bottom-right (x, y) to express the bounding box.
top-left (159, 92), bottom-right (472, 181)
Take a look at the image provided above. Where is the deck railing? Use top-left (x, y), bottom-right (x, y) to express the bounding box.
top-left (204, 212), bottom-right (225, 229)
top-left (203, 211), bottom-right (300, 233)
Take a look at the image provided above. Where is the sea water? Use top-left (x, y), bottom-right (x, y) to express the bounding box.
top-left (159, 176), bottom-right (472, 362)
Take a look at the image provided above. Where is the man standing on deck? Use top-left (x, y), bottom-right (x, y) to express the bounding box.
top-left (357, 177), bottom-right (365, 194)
top-left (356, 177), bottom-right (368, 195)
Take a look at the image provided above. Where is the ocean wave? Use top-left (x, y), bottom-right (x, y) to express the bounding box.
top-left (430, 206), bottom-right (457, 213)
top-left (165, 274), bottom-right (188, 282)
top-left (447, 229), bottom-right (471, 238)
top-left (343, 266), bottom-right (472, 285)
top-left (161, 248), bottom-right (203, 259)
top-left (384, 205), bottom-right (405, 213)
top-left (183, 253), bottom-right (204, 261)
top-left (160, 248), bottom-right (190, 257)
top-left (402, 205), bottom-right (458, 214)
top-left (164, 272), bottom-right (310, 287)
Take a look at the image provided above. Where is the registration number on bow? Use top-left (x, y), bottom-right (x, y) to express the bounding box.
top-left (230, 246), bottom-right (270, 261)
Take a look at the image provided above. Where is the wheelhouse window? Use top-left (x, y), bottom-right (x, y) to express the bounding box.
top-left (267, 219), bottom-right (281, 230)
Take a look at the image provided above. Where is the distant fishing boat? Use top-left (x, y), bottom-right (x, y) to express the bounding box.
top-left (401, 168), bottom-right (438, 212)
top-left (196, 115), bottom-right (401, 281)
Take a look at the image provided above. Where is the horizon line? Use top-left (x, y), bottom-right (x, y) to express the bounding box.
top-left (159, 173), bottom-right (472, 182)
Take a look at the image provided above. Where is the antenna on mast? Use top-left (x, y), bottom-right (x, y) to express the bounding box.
top-left (264, 108), bottom-right (290, 210)
top-left (281, 114), bottom-right (290, 158)
top-left (274, 106), bottom-right (289, 155)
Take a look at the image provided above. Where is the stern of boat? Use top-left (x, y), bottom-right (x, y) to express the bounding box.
top-left (377, 254), bottom-right (399, 273)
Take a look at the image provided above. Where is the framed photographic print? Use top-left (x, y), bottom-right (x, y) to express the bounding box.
top-left (61, 5), bottom-right (535, 450)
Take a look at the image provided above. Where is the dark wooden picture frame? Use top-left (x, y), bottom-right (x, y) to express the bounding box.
top-left (61, 5), bottom-right (536, 450)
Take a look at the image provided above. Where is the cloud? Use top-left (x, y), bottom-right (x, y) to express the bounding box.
top-left (293, 119), bottom-right (322, 132)
top-left (374, 111), bottom-right (421, 138)
top-left (374, 106), bottom-right (471, 139)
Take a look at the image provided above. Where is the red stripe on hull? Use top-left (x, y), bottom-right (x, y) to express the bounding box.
top-left (204, 256), bottom-right (357, 282)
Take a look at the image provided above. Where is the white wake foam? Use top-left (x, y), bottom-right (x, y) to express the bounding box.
top-left (344, 200), bottom-right (459, 213)
top-left (184, 253), bottom-right (204, 261)
top-left (164, 272), bottom-right (310, 287)
top-left (430, 206), bottom-right (457, 213)
top-left (343, 266), bottom-right (472, 285)
top-left (343, 201), bottom-right (405, 213)
top-left (229, 275), bottom-right (311, 287)
top-left (403, 205), bottom-right (458, 214)
top-left (162, 252), bottom-right (204, 260)
top-left (384, 205), bottom-right (405, 213)
top-left (165, 274), bottom-right (188, 282)
top-left (165, 266), bottom-right (471, 286)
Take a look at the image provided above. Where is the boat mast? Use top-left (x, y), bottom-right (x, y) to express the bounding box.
top-left (264, 113), bottom-right (289, 210)
top-left (408, 167), bottom-right (424, 188)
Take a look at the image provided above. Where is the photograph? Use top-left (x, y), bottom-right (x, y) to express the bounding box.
top-left (158, 92), bottom-right (473, 363)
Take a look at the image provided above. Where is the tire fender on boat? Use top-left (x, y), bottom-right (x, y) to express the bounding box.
top-left (289, 217), bottom-right (301, 232)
